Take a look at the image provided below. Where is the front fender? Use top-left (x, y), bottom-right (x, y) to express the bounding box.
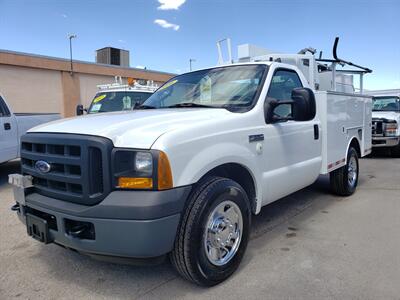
top-left (170, 142), bottom-right (262, 208)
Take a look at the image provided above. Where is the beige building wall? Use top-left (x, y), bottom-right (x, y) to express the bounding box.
top-left (79, 74), bottom-right (117, 108)
top-left (0, 50), bottom-right (174, 117)
top-left (0, 64), bottom-right (63, 113)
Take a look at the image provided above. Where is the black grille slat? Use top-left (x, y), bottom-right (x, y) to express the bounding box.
top-left (23, 168), bottom-right (83, 185)
top-left (47, 144), bottom-right (65, 156)
top-left (20, 133), bottom-right (112, 206)
top-left (372, 119), bottom-right (383, 136)
top-left (33, 183), bottom-right (84, 198)
top-left (67, 146), bottom-right (81, 157)
top-left (88, 147), bottom-right (104, 195)
top-left (20, 151), bottom-right (81, 165)
top-left (65, 165), bottom-right (81, 176)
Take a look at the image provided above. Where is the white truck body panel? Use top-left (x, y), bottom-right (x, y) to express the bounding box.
top-left (0, 94), bottom-right (60, 164)
top-left (316, 91), bottom-right (372, 174)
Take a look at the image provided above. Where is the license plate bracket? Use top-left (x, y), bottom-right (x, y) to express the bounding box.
top-left (26, 213), bottom-right (52, 244)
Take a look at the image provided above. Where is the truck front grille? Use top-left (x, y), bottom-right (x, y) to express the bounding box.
top-left (20, 133), bottom-right (113, 206)
top-left (372, 119), bottom-right (383, 136)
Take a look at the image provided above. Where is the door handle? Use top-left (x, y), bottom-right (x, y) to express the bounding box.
top-left (313, 124), bottom-right (319, 140)
top-left (4, 123), bottom-right (11, 130)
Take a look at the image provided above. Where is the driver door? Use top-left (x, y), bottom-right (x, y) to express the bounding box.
top-left (0, 95), bottom-right (18, 163)
top-left (261, 68), bottom-right (322, 205)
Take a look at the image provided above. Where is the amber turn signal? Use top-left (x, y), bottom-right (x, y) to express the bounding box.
top-left (158, 151), bottom-right (173, 190)
top-left (118, 177), bottom-right (153, 189)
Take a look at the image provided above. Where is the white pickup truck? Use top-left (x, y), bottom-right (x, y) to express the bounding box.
top-left (76, 78), bottom-right (158, 115)
top-left (0, 94), bottom-right (60, 164)
top-left (9, 39), bottom-right (372, 286)
top-left (369, 91), bottom-right (400, 156)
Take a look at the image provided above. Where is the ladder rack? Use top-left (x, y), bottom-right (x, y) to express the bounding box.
top-left (97, 76), bottom-right (159, 92)
top-left (232, 37), bottom-right (372, 93)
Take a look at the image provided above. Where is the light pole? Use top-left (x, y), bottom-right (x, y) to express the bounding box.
top-left (189, 58), bottom-right (196, 71)
top-left (68, 34), bottom-right (77, 75)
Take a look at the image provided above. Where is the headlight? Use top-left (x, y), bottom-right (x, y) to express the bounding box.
top-left (384, 122), bottom-right (397, 137)
top-left (112, 149), bottom-right (173, 190)
top-left (134, 152), bottom-right (153, 174)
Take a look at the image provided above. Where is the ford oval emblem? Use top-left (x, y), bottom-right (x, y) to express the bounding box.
top-left (35, 160), bottom-right (51, 173)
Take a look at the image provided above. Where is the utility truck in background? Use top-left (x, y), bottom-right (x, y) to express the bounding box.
top-left (365, 89), bottom-right (400, 156)
top-left (76, 77), bottom-right (158, 115)
top-left (10, 38), bottom-right (372, 286)
top-left (0, 93), bottom-right (60, 164)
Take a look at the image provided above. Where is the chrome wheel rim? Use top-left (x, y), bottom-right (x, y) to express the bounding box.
top-left (204, 200), bottom-right (243, 266)
top-left (348, 155), bottom-right (358, 187)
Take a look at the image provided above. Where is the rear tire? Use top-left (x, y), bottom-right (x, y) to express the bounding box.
top-left (330, 147), bottom-right (359, 196)
top-left (170, 176), bottom-right (251, 286)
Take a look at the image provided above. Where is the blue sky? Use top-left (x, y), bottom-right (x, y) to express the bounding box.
top-left (0, 0), bottom-right (399, 90)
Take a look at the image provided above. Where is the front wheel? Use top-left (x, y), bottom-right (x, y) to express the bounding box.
top-left (330, 147), bottom-right (359, 196)
top-left (170, 176), bottom-right (251, 286)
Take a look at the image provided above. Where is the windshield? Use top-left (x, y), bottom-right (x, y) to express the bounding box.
top-left (372, 96), bottom-right (400, 112)
top-left (88, 91), bottom-right (153, 113)
top-left (142, 65), bottom-right (267, 111)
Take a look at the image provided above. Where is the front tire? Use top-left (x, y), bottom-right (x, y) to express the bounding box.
top-left (330, 147), bottom-right (359, 196)
top-left (170, 176), bottom-right (251, 286)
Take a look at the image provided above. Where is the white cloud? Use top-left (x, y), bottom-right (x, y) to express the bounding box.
top-left (157, 0), bottom-right (186, 10)
top-left (118, 39), bottom-right (126, 43)
top-left (136, 65), bottom-right (146, 69)
top-left (61, 14), bottom-right (68, 18)
top-left (154, 19), bottom-right (180, 31)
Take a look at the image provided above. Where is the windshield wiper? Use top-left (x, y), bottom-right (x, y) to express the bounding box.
top-left (373, 109), bottom-right (400, 112)
top-left (137, 104), bottom-right (157, 109)
top-left (165, 102), bottom-right (219, 109)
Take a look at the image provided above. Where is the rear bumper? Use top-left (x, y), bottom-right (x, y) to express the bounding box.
top-left (372, 136), bottom-right (400, 148)
top-left (16, 186), bottom-right (192, 258)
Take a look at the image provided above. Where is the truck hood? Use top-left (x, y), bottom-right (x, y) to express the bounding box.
top-left (372, 111), bottom-right (400, 121)
top-left (29, 109), bottom-right (231, 149)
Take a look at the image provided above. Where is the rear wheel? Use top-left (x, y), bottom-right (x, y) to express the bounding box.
top-left (330, 147), bottom-right (359, 196)
top-left (170, 176), bottom-right (251, 286)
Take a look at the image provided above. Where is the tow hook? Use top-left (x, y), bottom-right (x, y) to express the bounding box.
top-left (68, 225), bottom-right (89, 238)
top-left (65, 220), bottom-right (95, 240)
top-left (11, 203), bottom-right (20, 212)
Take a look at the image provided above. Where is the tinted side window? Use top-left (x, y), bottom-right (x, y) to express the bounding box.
top-left (0, 96), bottom-right (11, 116)
top-left (267, 69), bottom-right (303, 118)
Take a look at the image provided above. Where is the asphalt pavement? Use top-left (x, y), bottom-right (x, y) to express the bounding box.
top-left (0, 155), bottom-right (399, 300)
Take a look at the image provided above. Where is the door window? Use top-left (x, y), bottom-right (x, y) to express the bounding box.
top-left (267, 69), bottom-right (303, 118)
top-left (0, 96), bottom-right (11, 117)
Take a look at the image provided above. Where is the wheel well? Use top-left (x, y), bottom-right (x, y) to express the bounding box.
top-left (349, 138), bottom-right (361, 157)
top-left (202, 163), bottom-right (257, 212)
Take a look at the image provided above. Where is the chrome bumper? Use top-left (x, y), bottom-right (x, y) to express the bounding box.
top-left (372, 136), bottom-right (400, 148)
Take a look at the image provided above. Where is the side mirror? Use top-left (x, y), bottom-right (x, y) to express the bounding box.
top-left (264, 97), bottom-right (293, 124)
top-left (264, 87), bottom-right (316, 123)
top-left (291, 88), bottom-right (316, 121)
top-left (76, 104), bottom-right (84, 116)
